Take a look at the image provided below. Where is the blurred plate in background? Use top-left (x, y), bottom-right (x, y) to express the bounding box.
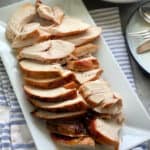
top-left (103, 0), bottom-right (138, 3)
top-left (126, 6), bottom-right (150, 74)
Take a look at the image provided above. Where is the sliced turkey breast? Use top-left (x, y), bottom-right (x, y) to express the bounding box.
top-left (18, 40), bottom-right (75, 63)
top-left (79, 79), bottom-right (123, 113)
top-left (32, 109), bottom-right (86, 120)
top-left (73, 43), bottom-right (98, 58)
top-left (24, 70), bottom-right (75, 89)
top-left (67, 56), bottom-right (99, 72)
top-left (33, 14), bottom-right (52, 26)
top-left (96, 112), bottom-right (124, 125)
top-left (86, 92), bottom-right (122, 109)
top-left (112, 113), bottom-right (125, 125)
top-left (23, 23), bottom-right (40, 32)
top-left (18, 39), bottom-right (51, 55)
top-left (50, 133), bottom-right (95, 149)
top-left (41, 16), bottom-right (90, 37)
top-left (98, 92), bottom-right (122, 109)
top-left (36, 0), bottom-right (64, 24)
top-left (28, 94), bottom-right (88, 112)
top-left (75, 68), bottom-right (103, 84)
top-left (6, 3), bottom-right (36, 41)
top-left (24, 85), bottom-right (77, 102)
top-left (12, 28), bottom-right (51, 49)
top-left (88, 117), bottom-right (121, 150)
top-left (47, 120), bottom-right (87, 137)
top-left (86, 93), bottom-right (106, 107)
top-left (79, 79), bottom-right (112, 99)
top-left (93, 98), bottom-right (122, 115)
top-left (12, 23), bottom-right (40, 42)
top-left (60, 26), bottom-right (101, 46)
top-left (19, 60), bottom-right (63, 78)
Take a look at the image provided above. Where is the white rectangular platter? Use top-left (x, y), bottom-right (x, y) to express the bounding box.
top-left (0, 0), bottom-right (150, 150)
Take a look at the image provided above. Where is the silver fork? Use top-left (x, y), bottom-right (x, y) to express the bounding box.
top-left (128, 29), bottom-right (150, 40)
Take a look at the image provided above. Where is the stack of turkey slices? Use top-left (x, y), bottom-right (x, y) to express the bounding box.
top-left (6, 0), bottom-right (124, 150)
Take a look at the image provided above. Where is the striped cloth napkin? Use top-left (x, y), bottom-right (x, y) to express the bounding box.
top-left (0, 7), bottom-right (148, 150)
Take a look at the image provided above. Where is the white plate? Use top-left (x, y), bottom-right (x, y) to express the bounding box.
top-left (103, 0), bottom-right (138, 3)
top-left (126, 9), bottom-right (150, 74)
top-left (0, 1), bottom-right (150, 150)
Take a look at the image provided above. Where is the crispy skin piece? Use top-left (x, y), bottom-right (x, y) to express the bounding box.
top-left (24, 85), bottom-right (77, 102)
top-left (73, 43), bottom-right (98, 57)
top-left (6, 3), bottom-right (36, 42)
top-left (19, 60), bottom-right (63, 79)
top-left (50, 133), bottom-right (95, 149)
top-left (24, 72), bottom-right (75, 89)
top-left (60, 26), bottom-right (101, 46)
top-left (88, 117), bottom-right (121, 150)
top-left (28, 94), bottom-right (88, 112)
top-left (64, 81), bottom-right (79, 89)
top-left (31, 109), bottom-right (86, 120)
top-left (67, 56), bottom-right (99, 72)
top-left (47, 120), bottom-right (87, 137)
top-left (36, 1), bottom-right (64, 24)
top-left (18, 40), bottom-right (75, 63)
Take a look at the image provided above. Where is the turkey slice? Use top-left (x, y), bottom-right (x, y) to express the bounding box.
top-left (41, 16), bottom-right (90, 37)
top-left (36, 0), bottom-right (64, 24)
top-left (61, 26), bottom-right (101, 46)
top-left (18, 40), bottom-right (75, 63)
top-left (6, 3), bottom-right (36, 42)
